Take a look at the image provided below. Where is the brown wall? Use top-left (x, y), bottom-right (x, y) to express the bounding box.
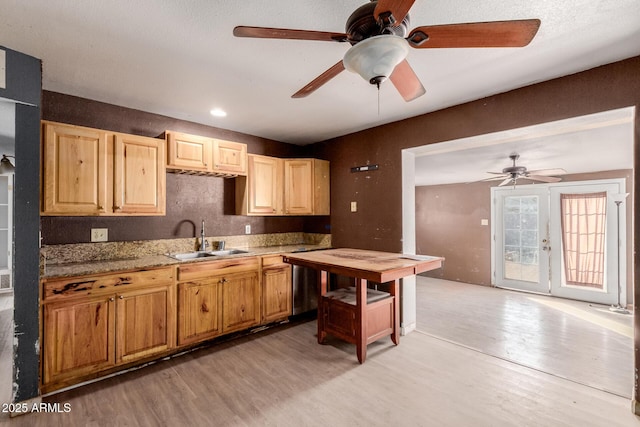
top-left (416, 180), bottom-right (493, 285)
top-left (40, 91), bottom-right (330, 244)
top-left (311, 56), bottom-right (640, 253)
top-left (309, 56), bottom-right (640, 406)
top-left (416, 170), bottom-right (634, 295)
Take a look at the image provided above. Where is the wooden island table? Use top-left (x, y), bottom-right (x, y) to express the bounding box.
top-left (282, 248), bottom-right (444, 363)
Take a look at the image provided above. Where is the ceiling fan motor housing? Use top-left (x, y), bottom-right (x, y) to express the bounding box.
top-left (346, 2), bottom-right (410, 44)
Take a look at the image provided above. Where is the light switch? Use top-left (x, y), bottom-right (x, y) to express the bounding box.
top-left (350, 201), bottom-right (357, 212)
top-left (481, 219), bottom-right (489, 226)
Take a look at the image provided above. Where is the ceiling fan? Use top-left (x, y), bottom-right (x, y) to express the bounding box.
top-left (480, 153), bottom-right (566, 187)
top-left (233, 0), bottom-right (541, 101)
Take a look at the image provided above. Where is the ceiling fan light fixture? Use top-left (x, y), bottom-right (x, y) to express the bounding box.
top-left (343, 35), bottom-right (409, 85)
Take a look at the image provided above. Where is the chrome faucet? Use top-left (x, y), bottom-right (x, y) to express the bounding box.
top-left (199, 220), bottom-right (208, 251)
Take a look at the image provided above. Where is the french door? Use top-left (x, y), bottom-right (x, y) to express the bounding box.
top-left (549, 182), bottom-right (624, 305)
top-left (493, 179), bottom-right (627, 305)
top-left (493, 187), bottom-right (550, 293)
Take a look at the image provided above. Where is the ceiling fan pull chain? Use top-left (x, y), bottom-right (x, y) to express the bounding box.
top-left (377, 81), bottom-right (381, 115)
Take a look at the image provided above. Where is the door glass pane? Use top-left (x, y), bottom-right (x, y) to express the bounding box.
top-left (503, 196), bottom-right (539, 283)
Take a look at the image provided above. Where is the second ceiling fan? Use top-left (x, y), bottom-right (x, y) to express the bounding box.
top-left (233, 0), bottom-right (541, 101)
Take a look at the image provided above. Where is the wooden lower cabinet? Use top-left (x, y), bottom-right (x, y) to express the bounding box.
top-left (42, 254), bottom-right (294, 391)
top-left (221, 271), bottom-right (261, 333)
top-left (116, 285), bottom-right (176, 364)
top-left (41, 267), bottom-right (175, 391)
top-left (43, 295), bottom-right (116, 385)
top-left (261, 255), bottom-right (292, 323)
top-left (177, 278), bottom-right (223, 346)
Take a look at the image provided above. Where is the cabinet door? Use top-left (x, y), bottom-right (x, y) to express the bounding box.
top-left (262, 266), bottom-right (292, 323)
top-left (166, 131), bottom-right (213, 171)
top-left (43, 295), bottom-right (115, 385)
top-left (113, 133), bottom-right (166, 215)
top-left (42, 122), bottom-right (110, 215)
top-left (116, 284), bottom-right (176, 364)
top-left (284, 159), bottom-right (313, 215)
top-left (222, 271), bottom-right (261, 333)
top-left (178, 279), bottom-right (223, 346)
top-left (248, 154), bottom-right (282, 215)
top-left (212, 139), bottom-right (247, 176)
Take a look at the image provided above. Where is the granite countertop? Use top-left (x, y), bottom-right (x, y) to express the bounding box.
top-left (43, 244), bottom-right (330, 280)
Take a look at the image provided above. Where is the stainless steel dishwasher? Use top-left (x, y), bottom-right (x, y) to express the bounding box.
top-left (291, 248), bottom-right (329, 315)
top-left (292, 264), bottom-right (318, 315)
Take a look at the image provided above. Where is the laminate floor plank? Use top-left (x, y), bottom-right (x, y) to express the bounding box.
top-left (3, 318), bottom-right (638, 426)
top-left (416, 276), bottom-right (633, 398)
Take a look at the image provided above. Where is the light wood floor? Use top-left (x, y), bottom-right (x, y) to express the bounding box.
top-left (1, 286), bottom-right (639, 426)
top-left (416, 276), bottom-right (634, 398)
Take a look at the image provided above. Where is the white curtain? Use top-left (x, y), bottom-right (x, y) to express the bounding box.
top-left (560, 192), bottom-right (607, 288)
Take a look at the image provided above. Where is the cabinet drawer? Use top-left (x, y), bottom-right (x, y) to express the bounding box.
top-left (43, 267), bottom-right (175, 302)
top-left (177, 256), bottom-right (259, 282)
top-left (261, 254), bottom-right (289, 269)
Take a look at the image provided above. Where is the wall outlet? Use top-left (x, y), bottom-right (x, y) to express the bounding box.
top-left (481, 219), bottom-right (489, 226)
top-left (350, 201), bottom-right (357, 212)
top-left (245, 224), bottom-right (251, 234)
top-left (91, 228), bottom-right (108, 242)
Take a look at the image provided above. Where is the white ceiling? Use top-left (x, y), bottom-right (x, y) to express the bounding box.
top-left (0, 1), bottom-right (639, 145)
top-left (412, 107), bottom-right (635, 186)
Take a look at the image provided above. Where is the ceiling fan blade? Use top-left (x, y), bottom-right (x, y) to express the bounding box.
top-left (526, 175), bottom-right (562, 183)
top-left (374, 0), bottom-right (416, 27)
top-left (389, 59), bottom-right (426, 102)
top-left (233, 26), bottom-right (348, 42)
top-left (498, 177), bottom-right (514, 187)
top-left (478, 175), bottom-right (509, 182)
top-left (407, 19), bottom-right (541, 48)
top-left (527, 168), bottom-right (567, 176)
top-left (292, 60), bottom-right (345, 98)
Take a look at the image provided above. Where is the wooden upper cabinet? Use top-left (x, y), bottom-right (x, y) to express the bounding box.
top-left (236, 154), bottom-right (283, 215)
top-left (113, 133), bottom-right (166, 215)
top-left (212, 139), bottom-right (247, 176)
top-left (165, 130), bottom-right (247, 176)
top-left (284, 159), bottom-right (330, 215)
top-left (166, 131), bottom-right (212, 171)
top-left (237, 157), bottom-right (330, 216)
top-left (41, 121), bottom-right (166, 216)
top-left (42, 122), bottom-right (111, 215)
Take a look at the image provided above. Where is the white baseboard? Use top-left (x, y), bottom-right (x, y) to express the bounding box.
top-left (401, 321), bottom-right (416, 336)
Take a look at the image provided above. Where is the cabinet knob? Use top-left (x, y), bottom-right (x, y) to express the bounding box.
top-left (114, 206), bottom-right (122, 211)
top-left (119, 295), bottom-right (124, 299)
top-left (109, 297), bottom-right (115, 302)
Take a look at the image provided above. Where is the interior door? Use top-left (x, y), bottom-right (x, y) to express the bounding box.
top-left (548, 181), bottom-right (625, 305)
top-left (493, 187), bottom-right (550, 293)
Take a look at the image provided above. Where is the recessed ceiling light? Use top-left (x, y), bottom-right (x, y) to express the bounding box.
top-left (210, 108), bottom-right (227, 117)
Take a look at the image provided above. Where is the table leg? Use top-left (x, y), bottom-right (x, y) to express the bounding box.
top-left (317, 270), bottom-right (328, 344)
top-left (390, 279), bottom-right (400, 345)
top-left (356, 278), bottom-right (367, 364)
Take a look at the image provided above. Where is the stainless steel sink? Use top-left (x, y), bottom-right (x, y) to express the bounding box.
top-left (167, 249), bottom-right (248, 260)
top-left (168, 251), bottom-right (218, 260)
top-left (207, 249), bottom-right (249, 256)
